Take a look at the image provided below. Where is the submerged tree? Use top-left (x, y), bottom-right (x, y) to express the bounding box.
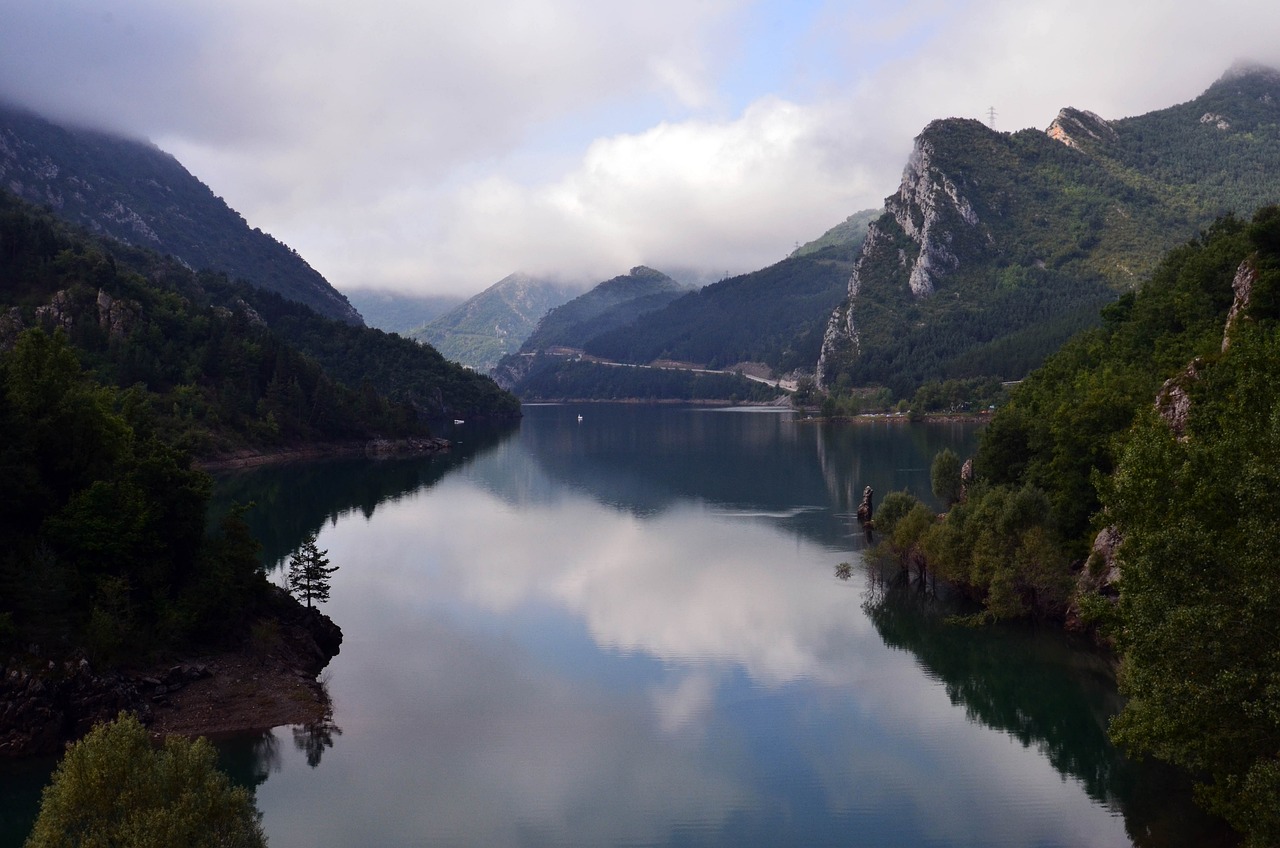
top-left (286, 534), bottom-right (338, 608)
top-left (931, 448), bottom-right (963, 507)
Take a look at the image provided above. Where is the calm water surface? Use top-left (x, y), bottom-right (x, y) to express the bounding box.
top-left (1, 405), bottom-right (1223, 847)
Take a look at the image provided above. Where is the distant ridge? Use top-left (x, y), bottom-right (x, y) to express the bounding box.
top-left (0, 103), bottom-right (363, 325)
top-left (411, 273), bottom-right (581, 372)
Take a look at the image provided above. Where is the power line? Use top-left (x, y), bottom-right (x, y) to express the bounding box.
top-left (986, 106), bottom-right (997, 129)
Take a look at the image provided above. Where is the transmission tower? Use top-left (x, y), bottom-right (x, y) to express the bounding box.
top-left (986, 106), bottom-right (997, 129)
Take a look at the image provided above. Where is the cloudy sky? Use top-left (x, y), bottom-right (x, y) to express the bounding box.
top-left (2, 0), bottom-right (1278, 297)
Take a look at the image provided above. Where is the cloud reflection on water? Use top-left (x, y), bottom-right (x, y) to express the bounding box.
top-left (267, 466), bottom-right (1133, 848)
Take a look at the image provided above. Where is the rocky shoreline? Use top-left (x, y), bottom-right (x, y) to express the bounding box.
top-left (0, 587), bottom-right (342, 757)
top-left (198, 436), bottom-right (451, 472)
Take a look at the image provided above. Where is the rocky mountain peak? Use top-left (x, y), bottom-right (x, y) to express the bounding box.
top-left (1045, 107), bottom-right (1118, 149)
top-left (884, 122), bottom-right (983, 297)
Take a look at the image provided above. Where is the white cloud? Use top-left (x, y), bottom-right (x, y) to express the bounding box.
top-left (3, 0), bottom-right (1280, 297)
top-left (425, 96), bottom-right (877, 287)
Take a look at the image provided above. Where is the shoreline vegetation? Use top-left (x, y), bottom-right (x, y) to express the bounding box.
top-left (0, 190), bottom-right (524, 759)
top-left (854, 209), bottom-right (1280, 845)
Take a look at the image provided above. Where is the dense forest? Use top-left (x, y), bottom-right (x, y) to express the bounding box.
top-left (0, 188), bottom-right (521, 663)
top-left (0, 191), bottom-right (517, 457)
top-left (0, 325), bottom-right (270, 660)
top-left (877, 207), bottom-right (1280, 845)
top-left (225, 284), bottom-right (520, 422)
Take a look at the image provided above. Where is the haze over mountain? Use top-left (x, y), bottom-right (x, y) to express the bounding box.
top-left (411, 274), bottom-right (582, 373)
top-left (517, 266), bottom-right (688, 354)
top-left (0, 103), bottom-right (363, 325)
top-left (346, 290), bottom-right (464, 336)
top-left (818, 63), bottom-right (1280, 396)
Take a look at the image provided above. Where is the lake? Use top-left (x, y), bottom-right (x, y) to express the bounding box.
top-left (0, 404), bottom-right (1224, 847)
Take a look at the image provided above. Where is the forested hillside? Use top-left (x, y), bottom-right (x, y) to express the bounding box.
top-left (818, 64), bottom-right (1280, 399)
top-left (0, 325), bottom-right (271, 662)
top-left (517, 266), bottom-right (687, 354)
top-left (877, 206), bottom-right (1280, 845)
top-left (585, 243), bottom-right (860, 374)
top-left (0, 102), bottom-right (362, 325)
top-left (227, 285), bottom-right (520, 421)
top-left (490, 214), bottom-right (874, 400)
top-left (790, 208), bottom-right (880, 258)
top-left (0, 191), bottom-right (516, 458)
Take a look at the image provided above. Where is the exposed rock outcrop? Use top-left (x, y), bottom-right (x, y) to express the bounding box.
top-left (1154, 257), bottom-right (1257, 438)
top-left (959, 458), bottom-right (974, 501)
top-left (0, 656), bottom-right (152, 756)
top-left (1073, 255), bottom-right (1262, 632)
top-left (34, 289), bottom-right (75, 331)
top-left (0, 307), bottom-right (23, 350)
top-left (816, 122), bottom-right (986, 388)
top-left (1200, 112), bottom-right (1232, 131)
top-left (1222, 258), bottom-right (1258, 350)
top-left (1045, 107), bottom-right (1119, 149)
top-left (886, 132), bottom-right (981, 298)
top-left (1154, 358), bottom-right (1203, 441)
top-left (1065, 526), bottom-right (1123, 633)
top-left (96, 289), bottom-right (141, 341)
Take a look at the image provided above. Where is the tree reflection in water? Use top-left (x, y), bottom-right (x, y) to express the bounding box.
top-left (218, 728), bottom-right (283, 793)
top-left (857, 557), bottom-right (1235, 848)
top-left (292, 702), bottom-right (343, 769)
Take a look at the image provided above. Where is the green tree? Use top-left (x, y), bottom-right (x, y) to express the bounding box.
top-left (930, 448), bottom-right (963, 506)
top-left (287, 534), bottom-right (338, 608)
top-left (25, 713), bottom-right (266, 848)
top-left (1106, 325), bottom-right (1280, 846)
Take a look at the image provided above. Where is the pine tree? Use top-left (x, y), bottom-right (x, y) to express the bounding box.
top-left (286, 534), bottom-right (338, 608)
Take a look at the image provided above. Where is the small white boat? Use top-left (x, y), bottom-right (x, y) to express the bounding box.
top-left (577, 414), bottom-right (583, 422)
top-left (454, 419), bottom-right (464, 425)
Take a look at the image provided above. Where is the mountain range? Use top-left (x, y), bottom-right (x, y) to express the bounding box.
top-left (491, 214), bottom-right (876, 398)
top-left (7, 64), bottom-right (1280, 406)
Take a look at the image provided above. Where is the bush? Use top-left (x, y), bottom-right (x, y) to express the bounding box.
top-left (874, 490), bottom-right (923, 537)
top-left (25, 713), bottom-right (266, 848)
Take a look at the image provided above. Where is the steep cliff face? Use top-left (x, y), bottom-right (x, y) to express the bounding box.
top-left (816, 65), bottom-right (1280, 396)
top-left (0, 103), bottom-right (363, 326)
top-left (887, 128), bottom-right (985, 298)
top-left (817, 119), bottom-right (995, 389)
